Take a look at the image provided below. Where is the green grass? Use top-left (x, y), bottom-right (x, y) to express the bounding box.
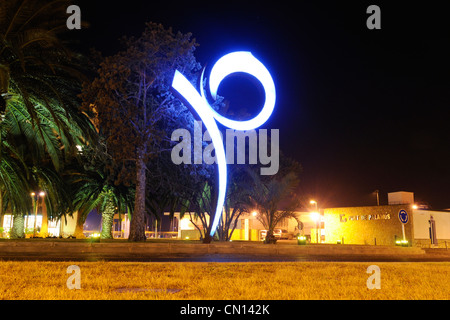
top-left (0, 261), bottom-right (448, 300)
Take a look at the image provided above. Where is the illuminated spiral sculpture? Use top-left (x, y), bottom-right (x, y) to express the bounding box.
top-left (171, 51), bottom-right (276, 238)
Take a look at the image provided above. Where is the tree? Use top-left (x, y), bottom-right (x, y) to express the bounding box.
top-left (0, 0), bottom-right (89, 124)
top-left (71, 177), bottom-right (132, 239)
top-left (216, 165), bottom-right (250, 241)
top-left (247, 158), bottom-right (302, 244)
top-left (66, 139), bottom-right (134, 239)
top-left (0, 0), bottom-right (98, 238)
top-left (0, 0), bottom-right (96, 169)
top-left (0, 135), bottom-right (30, 238)
top-left (82, 22), bottom-right (201, 241)
top-left (185, 180), bottom-right (217, 241)
top-left (2, 86), bottom-right (93, 238)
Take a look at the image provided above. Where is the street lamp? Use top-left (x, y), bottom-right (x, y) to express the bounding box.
top-left (310, 211), bottom-right (320, 244)
top-left (32, 191), bottom-right (45, 238)
top-left (310, 200), bottom-right (320, 244)
top-left (374, 190), bottom-right (380, 206)
top-left (310, 211), bottom-right (320, 222)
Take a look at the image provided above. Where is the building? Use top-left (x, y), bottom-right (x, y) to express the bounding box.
top-left (10, 189), bottom-right (444, 247)
top-left (173, 191), bottom-right (450, 247)
top-left (1, 211), bottom-right (79, 238)
top-left (320, 204), bottom-right (413, 246)
top-left (413, 209), bottom-right (450, 247)
top-left (314, 192), bottom-right (450, 247)
top-left (176, 210), bottom-right (316, 241)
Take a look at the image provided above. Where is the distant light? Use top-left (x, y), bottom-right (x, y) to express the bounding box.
top-left (180, 217), bottom-right (193, 230)
top-left (30, 192), bottom-right (35, 196)
top-left (310, 211), bottom-right (320, 222)
top-left (39, 191), bottom-right (45, 197)
top-left (310, 200), bottom-right (317, 205)
top-left (252, 211), bottom-right (257, 217)
top-left (412, 204), bottom-right (418, 210)
top-left (395, 239), bottom-right (408, 246)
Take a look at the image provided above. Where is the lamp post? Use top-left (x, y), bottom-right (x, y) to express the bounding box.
top-left (32, 191), bottom-right (45, 238)
top-left (310, 211), bottom-right (320, 244)
top-left (29, 192), bottom-right (35, 235)
top-left (310, 200), bottom-right (319, 244)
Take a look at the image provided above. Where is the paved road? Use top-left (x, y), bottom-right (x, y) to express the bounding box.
top-left (1, 251), bottom-right (449, 262)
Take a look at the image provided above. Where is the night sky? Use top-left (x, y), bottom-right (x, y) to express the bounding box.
top-left (73, 1), bottom-right (450, 210)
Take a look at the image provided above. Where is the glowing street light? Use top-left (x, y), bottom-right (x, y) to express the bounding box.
top-left (32, 191), bottom-right (45, 238)
top-left (310, 205), bottom-right (320, 244)
top-left (310, 211), bottom-right (320, 222)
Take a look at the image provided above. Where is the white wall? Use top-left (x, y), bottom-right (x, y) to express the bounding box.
top-left (60, 211), bottom-right (78, 237)
top-left (413, 210), bottom-right (450, 239)
top-left (388, 191), bottom-right (414, 205)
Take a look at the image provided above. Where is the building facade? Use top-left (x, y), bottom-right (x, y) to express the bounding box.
top-left (315, 191), bottom-right (450, 247)
top-left (173, 191), bottom-right (450, 247)
top-left (320, 204), bottom-right (413, 246)
top-left (413, 209), bottom-right (450, 248)
top-left (1, 211), bottom-right (79, 238)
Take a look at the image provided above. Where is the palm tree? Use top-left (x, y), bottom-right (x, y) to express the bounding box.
top-left (0, 0), bottom-right (89, 121)
top-left (66, 140), bottom-right (134, 239)
top-left (0, 0), bottom-right (97, 237)
top-left (1, 93), bottom-right (89, 238)
top-left (69, 168), bottom-right (134, 239)
top-left (0, 149), bottom-right (31, 238)
top-left (1, 0), bottom-right (96, 165)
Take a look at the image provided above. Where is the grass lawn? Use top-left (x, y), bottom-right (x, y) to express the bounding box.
top-left (0, 261), bottom-right (448, 300)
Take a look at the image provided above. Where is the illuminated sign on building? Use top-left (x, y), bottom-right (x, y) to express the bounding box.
top-left (340, 213), bottom-right (391, 222)
top-left (171, 51), bottom-right (276, 237)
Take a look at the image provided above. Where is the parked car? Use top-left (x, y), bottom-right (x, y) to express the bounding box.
top-left (274, 229), bottom-right (294, 240)
top-left (260, 229), bottom-right (294, 240)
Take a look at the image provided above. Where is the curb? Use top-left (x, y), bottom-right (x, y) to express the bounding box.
top-left (0, 241), bottom-right (426, 256)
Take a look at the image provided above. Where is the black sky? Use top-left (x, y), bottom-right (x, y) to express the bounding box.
top-left (72, 0), bottom-right (450, 209)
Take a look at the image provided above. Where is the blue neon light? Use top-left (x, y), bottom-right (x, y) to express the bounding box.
top-left (171, 51), bottom-right (276, 237)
